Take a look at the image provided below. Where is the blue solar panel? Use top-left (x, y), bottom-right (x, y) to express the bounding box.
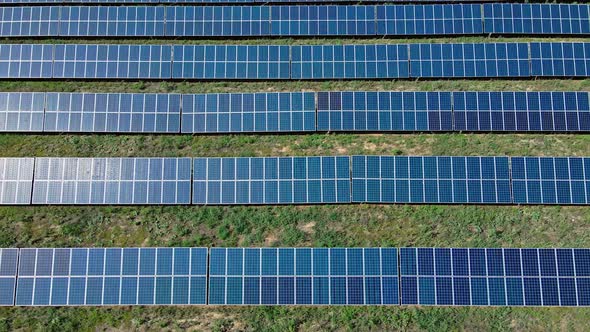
top-left (15, 247), bottom-right (208, 306)
top-left (0, 7), bottom-right (60, 36)
top-left (530, 43), bottom-right (590, 77)
top-left (291, 44), bottom-right (409, 79)
top-left (512, 157), bottom-right (590, 205)
top-left (410, 43), bottom-right (530, 78)
top-left (351, 156), bottom-right (511, 204)
top-left (31, 158), bottom-right (192, 205)
top-left (208, 247), bottom-right (399, 305)
top-left (0, 44), bottom-right (53, 79)
top-left (400, 247), bottom-right (590, 306)
top-left (171, 45), bottom-right (290, 80)
top-left (0, 158), bottom-right (34, 205)
top-left (317, 91), bottom-right (453, 131)
top-left (0, 92), bottom-right (45, 132)
top-left (376, 4), bottom-right (483, 35)
top-left (181, 92), bottom-right (315, 133)
top-left (453, 92), bottom-right (590, 132)
top-left (59, 6), bottom-right (165, 37)
top-left (53, 44), bottom-right (172, 79)
top-left (484, 4), bottom-right (590, 35)
top-left (44, 93), bottom-right (181, 133)
top-left (0, 248), bottom-right (18, 306)
top-left (192, 156), bottom-right (351, 205)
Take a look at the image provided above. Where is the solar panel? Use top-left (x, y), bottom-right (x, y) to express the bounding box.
top-left (208, 247), bottom-right (399, 305)
top-left (351, 156), bottom-right (511, 204)
top-left (0, 158), bottom-right (34, 205)
top-left (291, 44), bottom-right (409, 79)
top-left (376, 4), bottom-right (483, 35)
top-left (192, 156), bottom-right (351, 205)
top-left (171, 45), bottom-right (290, 80)
top-left (0, 6), bottom-right (59, 36)
top-left (0, 44), bottom-right (53, 79)
top-left (0, 248), bottom-right (18, 306)
top-left (59, 6), bottom-right (165, 37)
top-left (317, 91), bottom-right (453, 131)
top-left (410, 43), bottom-right (530, 78)
top-left (484, 4), bottom-right (590, 35)
top-left (31, 158), bottom-right (192, 205)
top-left (453, 92), bottom-right (590, 132)
top-left (530, 43), bottom-right (590, 77)
top-left (511, 157), bottom-right (590, 205)
top-left (181, 92), bottom-right (315, 133)
top-left (52, 44), bottom-right (172, 79)
top-left (44, 93), bottom-right (181, 133)
top-left (0, 92), bottom-right (45, 132)
top-left (15, 247), bottom-right (208, 306)
top-left (400, 247), bottom-right (590, 306)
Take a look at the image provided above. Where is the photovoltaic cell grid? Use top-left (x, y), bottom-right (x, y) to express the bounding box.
top-left (0, 44), bottom-right (53, 78)
top-left (181, 92), bottom-right (315, 133)
top-left (317, 91), bottom-right (453, 131)
top-left (0, 158), bottom-right (34, 205)
top-left (452, 92), bottom-right (590, 132)
top-left (44, 93), bottom-right (181, 133)
top-left (192, 157), bottom-right (351, 205)
top-left (351, 156), bottom-right (511, 204)
top-left (31, 158), bottom-right (192, 205)
top-left (14, 248), bottom-right (208, 306)
top-left (0, 92), bottom-right (44, 132)
top-left (511, 157), bottom-right (590, 205)
top-left (483, 4), bottom-right (590, 35)
top-left (0, 7), bottom-right (60, 36)
top-left (208, 248), bottom-right (399, 305)
top-left (0, 249), bottom-right (18, 306)
top-left (530, 43), bottom-right (590, 77)
top-left (400, 248), bottom-right (590, 306)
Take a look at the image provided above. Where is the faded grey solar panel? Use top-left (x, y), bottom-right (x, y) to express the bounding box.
top-left (0, 44), bottom-right (53, 78)
top-left (15, 247), bottom-right (208, 306)
top-left (208, 247), bottom-right (399, 305)
top-left (0, 248), bottom-right (18, 306)
top-left (0, 158), bottom-right (34, 205)
top-left (0, 92), bottom-right (44, 132)
top-left (192, 156), bottom-right (351, 205)
top-left (181, 92), bottom-right (315, 133)
top-left (0, 7), bottom-right (60, 36)
top-left (32, 158), bottom-right (191, 205)
top-left (44, 93), bottom-right (181, 133)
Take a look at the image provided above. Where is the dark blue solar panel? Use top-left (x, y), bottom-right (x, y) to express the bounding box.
top-left (292, 44), bottom-right (409, 79)
top-left (171, 45), bottom-right (290, 79)
top-left (351, 156), bottom-right (511, 204)
top-left (15, 247), bottom-right (207, 306)
top-left (0, 158), bottom-right (34, 205)
top-left (530, 43), bottom-right (590, 77)
top-left (484, 4), bottom-right (590, 35)
top-left (0, 92), bottom-right (44, 132)
top-left (317, 91), bottom-right (452, 131)
top-left (376, 4), bottom-right (483, 35)
top-left (59, 6), bottom-right (165, 37)
top-left (0, 249), bottom-right (18, 306)
top-left (31, 158), bottom-right (192, 205)
top-left (400, 248), bottom-right (590, 306)
top-left (453, 92), bottom-right (590, 132)
top-left (208, 247), bottom-right (398, 305)
top-left (410, 43), bottom-right (530, 78)
top-left (181, 92), bottom-right (315, 133)
top-left (511, 157), bottom-right (590, 205)
top-left (0, 44), bottom-right (53, 78)
top-left (0, 7), bottom-right (59, 36)
top-left (192, 156), bottom-right (351, 205)
top-left (44, 93), bottom-right (181, 133)
top-left (52, 44), bottom-right (172, 79)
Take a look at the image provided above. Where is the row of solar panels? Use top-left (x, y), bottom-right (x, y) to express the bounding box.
top-left (1, 42), bottom-right (589, 79)
top-left (2, 91), bottom-right (590, 133)
top-left (2, 247), bottom-right (590, 306)
top-left (0, 0), bottom-right (526, 4)
top-left (1, 156), bottom-right (590, 205)
top-left (0, 4), bottom-right (588, 37)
